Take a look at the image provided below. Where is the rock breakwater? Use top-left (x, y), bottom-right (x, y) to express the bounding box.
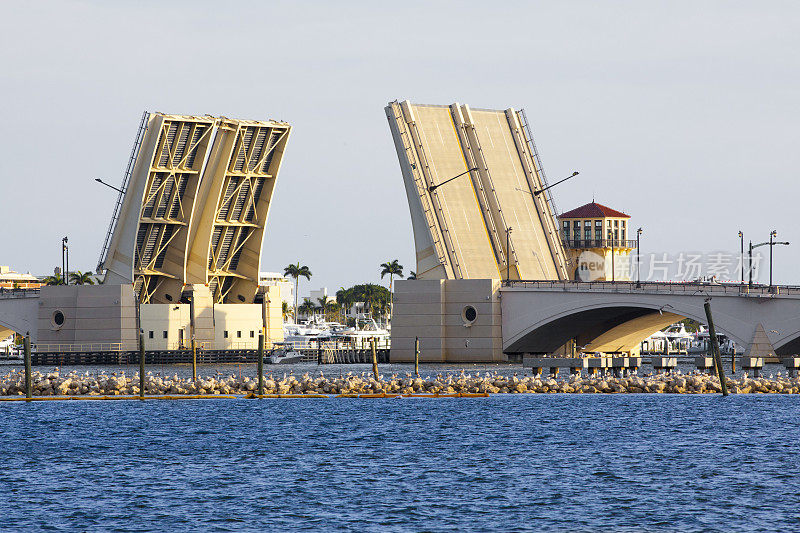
top-left (2, 369), bottom-right (800, 396)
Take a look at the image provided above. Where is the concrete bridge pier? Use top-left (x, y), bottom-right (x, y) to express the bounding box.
top-left (741, 356), bottom-right (764, 378)
top-left (695, 356), bottom-right (716, 374)
top-left (783, 357), bottom-right (800, 377)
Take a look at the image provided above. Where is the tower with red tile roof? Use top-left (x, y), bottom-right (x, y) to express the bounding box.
top-left (558, 202), bottom-right (635, 281)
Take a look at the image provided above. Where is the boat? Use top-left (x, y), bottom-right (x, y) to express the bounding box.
top-left (332, 317), bottom-right (390, 348)
top-left (0, 334), bottom-right (21, 360)
top-left (664, 323), bottom-right (693, 354)
top-left (268, 342), bottom-right (306, 364)
top-left (282, 318), bottom-right (333, 348)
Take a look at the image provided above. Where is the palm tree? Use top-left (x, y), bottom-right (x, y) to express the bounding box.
top-left (43, 274), bottom-right (65, 286)
top-left (317, 297), bottom-right (329, 318)
top-left (380, 259), bottom-right (404, 293)
top-left (361, 284), bottom-right (377, 316)
top-left (325, 300), bottom-right (339, 321)
top-left (298, 298), bottom-right (316, 320)
top-left (283, 263), bottom-right (312, 323)
top-left (407, 271), bottom-right (417, 280)
top-left (69, 271), bottom-right (95, 285)
top-left (336, 287), bottom-right (352, 322)
top-left (281, 301), bottom-right (293, 322)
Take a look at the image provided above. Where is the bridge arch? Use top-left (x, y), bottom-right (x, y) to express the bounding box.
top-left (502, 296), bottom-right (748, 355)
top-left (0, 295), bottom-right (40, 339)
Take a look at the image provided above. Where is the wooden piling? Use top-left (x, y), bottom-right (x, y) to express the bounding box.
top-left (191, 338), bottom-right (197, 381)
top-left (258, 334), bottom-right (265, 396)
top-left (371, 338), bottom-right (379, 381)
top-left (24, 334), bottom-right (31, 399)
top-left (139, 331), bottom-right (145, 399)
top-left (414, 336), bottom-right (420, 376)
top-left (703, 301), bottom-right (729, 396)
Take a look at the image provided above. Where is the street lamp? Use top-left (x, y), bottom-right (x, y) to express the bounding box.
top-left (506, 227), bottom-right (513, 281)
top-left (738, 230), bottom-right (744, 284)
top-left (769, 230), bottom-right (790, 291)
top-left (94, 178), bottom-right (125, 194)
top-left (61, 237), bottom-right (69, 286)
top-left (533, 171), bottom-right (579, 196)
top-left (749, 232), bottom-right (789, 290)
top-left (516, 172), bottom-right (580, 198)
top-left (428, 168), bottom-right (478, 193)
top-left (636, 227), bottom-right (643, 288)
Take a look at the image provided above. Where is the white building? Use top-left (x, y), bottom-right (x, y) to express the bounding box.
top-left (258, 272), bottom-right (294, 306)
top-left (308, 287), bottom-right (334, 305)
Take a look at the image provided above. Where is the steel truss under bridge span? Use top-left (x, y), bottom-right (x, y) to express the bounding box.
top-left (101, 112), bottom-right (291, 304)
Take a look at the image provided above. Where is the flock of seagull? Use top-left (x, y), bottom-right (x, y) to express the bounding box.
top-left (1, 368), bottom-right (799, 396)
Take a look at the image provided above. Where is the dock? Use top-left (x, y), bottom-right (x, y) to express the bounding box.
top-left (28, 347), bottom-right (390, 366)
top-left (523, 355), bottom-right (800, 377)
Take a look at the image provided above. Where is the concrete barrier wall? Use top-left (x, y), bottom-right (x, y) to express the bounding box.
top-left (37, 285), bottom-right (138, 346)
top-left (391, 279), bottom-right (503, 362)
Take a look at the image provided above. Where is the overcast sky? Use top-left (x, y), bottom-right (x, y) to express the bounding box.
top-left (2, 1), bottom-right (798, 293)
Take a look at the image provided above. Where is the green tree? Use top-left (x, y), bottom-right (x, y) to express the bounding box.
top-left (316, 297), bottom-right (329, 319)
top-left (336, 286), bottom-right (356, 323)
top-left (283, 263), bottom-right (311, 323)
top-left (380, 259), bottom-right (404, 293)
top-left (298, 297), bottom-right (316, 319)
top-left (43, 274), bottom-right (65, 286)
top-left (407, 271), bottom-right (417, 280)
top-left (335, 283), bottom-right (391, 322)
top-left (319, 299), bottom-right (339, 322)
top-left (281, 301), bottom-right (293, 322)
top-left (69, 271), bottom-right (95, 285)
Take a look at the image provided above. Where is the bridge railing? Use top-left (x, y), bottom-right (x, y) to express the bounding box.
top-left (0, 288), bottom-right (41, 299)
top-left (33, 342), bottom-right (136, 353)
top-left (562, 239), bottom-right (638, 249)
top-left (502, 280), bottom-right (800, 296)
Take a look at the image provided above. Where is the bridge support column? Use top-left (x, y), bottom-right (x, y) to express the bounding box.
top-left (652, 357), bottom-right (677, 374)
top-left (782, 357), bottom-right (800, 378)
top-left (695, 356), bottom-right (716, 374)
top-left (741, 356), bottom-right (763, 378)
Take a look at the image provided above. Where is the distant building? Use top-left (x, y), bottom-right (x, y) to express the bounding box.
top-left (558, 202), bottom-right (636, 281)
top-left (308, 287), bottom-right (334, 305)
top-left (0, 266), bottom-right (43, 289)
top-left (258, 272), bottom-right (294, 306)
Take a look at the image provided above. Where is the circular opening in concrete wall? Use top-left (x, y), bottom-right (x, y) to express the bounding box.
top-left (462, 305), bottom-right (477, 325)
top-left (51, 310), bottom-right (65, 330)
top-left (164, 294), bottom-right (173, 302)
top-left (237, 294), bottom-right (246, 302)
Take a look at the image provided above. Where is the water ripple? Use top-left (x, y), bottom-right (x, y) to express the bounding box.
top-left (1, 395), bottom-right (800, 531)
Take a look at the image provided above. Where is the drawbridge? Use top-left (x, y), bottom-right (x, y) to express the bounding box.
top-left (99, 113), bottom-right (291, 304)
top-left (386, 101), bottom-right (568, 281)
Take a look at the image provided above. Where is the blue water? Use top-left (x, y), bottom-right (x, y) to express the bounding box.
top-left (2, 396), bottom-right (799, 532)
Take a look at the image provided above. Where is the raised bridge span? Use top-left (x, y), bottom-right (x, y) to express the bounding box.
top-left (386, 100), bottom-right (800, 362)
top-left (501, 281), bottom-right (800, 357)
